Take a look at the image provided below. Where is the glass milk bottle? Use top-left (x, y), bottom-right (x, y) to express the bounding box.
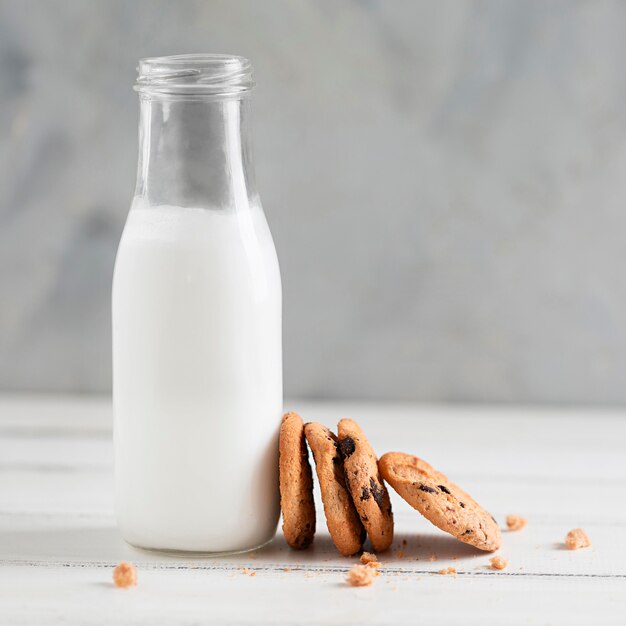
top-left (112, 55), bottom-right (282, 553)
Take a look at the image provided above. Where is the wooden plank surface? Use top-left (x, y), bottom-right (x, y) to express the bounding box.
top-left (0, 395), bottom-right (625, 625)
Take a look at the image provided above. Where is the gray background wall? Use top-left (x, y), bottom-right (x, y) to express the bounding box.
top-left (2, 0), bottom-right (626, 404)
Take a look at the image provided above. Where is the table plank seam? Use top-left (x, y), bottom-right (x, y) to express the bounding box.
top-left (1, 560), bottom-right (624, 580)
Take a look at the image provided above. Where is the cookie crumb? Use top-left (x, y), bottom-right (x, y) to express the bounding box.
top-left (565, 528), bottom-right (591, 550)
top-left (489, 556), bottom-right (508, 570)
top-left (394, 550), bottom-right (405, 560)
top-left (346, 564), bottom-right (377, 587)
top-left (437, 567), bottom-right (456, 575)
top-left (506, 515), bottom-right (527, 531)
top-left (113, 562), bottom-right (137, 588)
top-left (360, 552), bottom-right (381, 568)
top-left (283, 567), bottom-right (291, 572)
top-left (242, 567), bottom-right (256, 577)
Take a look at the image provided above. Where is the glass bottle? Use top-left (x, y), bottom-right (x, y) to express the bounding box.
top-left (112, 55), bottom-right (282, 554)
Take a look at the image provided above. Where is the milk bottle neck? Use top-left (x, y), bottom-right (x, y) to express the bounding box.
top-left (134, 95), bottom-right (257, 210)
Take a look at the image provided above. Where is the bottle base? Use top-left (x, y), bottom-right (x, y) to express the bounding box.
top-left (124, 534), bottom-right (276, 558)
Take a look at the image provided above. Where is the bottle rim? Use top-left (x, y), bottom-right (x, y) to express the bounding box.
top-left (135, 54), bottom-right (254, 99)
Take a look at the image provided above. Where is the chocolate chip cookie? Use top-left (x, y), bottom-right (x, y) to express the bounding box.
top-left (379, 452), bottom-right (501, 552)
top-left (337, 418), bottom-right (393, 552)
top-left (304, 422), bottom-right (365, 556)
top-left (279, 412), bottom-right (316, 549)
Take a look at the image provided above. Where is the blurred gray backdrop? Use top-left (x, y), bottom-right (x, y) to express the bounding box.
top-left (2, 0), bottom-right (626, 404)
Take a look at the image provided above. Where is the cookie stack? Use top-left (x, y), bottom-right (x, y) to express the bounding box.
top-left (279, 413), bottom-right (501, 556)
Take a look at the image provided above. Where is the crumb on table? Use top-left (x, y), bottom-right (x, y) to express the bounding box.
top-left (360, 552), bottom-right (381, 568)
top-left (113, 561), bottom-right (137, 588)
top-left (506, 515), bottom-right (527, 531)
top-left (565, 528), bottom-right (591, 550)
top-left (489, 556), bottom-right (508, 570)
top-left (394, 550), bottom-right (405, 560)
top-left (437, 567), bottom-right (457, 576)
top-left (242, 567), bottom-right (256, 577)
top-left (346, 564), bottom-right (378, 587)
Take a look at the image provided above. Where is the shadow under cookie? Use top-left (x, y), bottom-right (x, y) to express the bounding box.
top-left (375, 532), bottom-right (488, 563)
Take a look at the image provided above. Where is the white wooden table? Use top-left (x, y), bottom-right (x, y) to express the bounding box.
top-left (1, 395), bottom-right (625, 625)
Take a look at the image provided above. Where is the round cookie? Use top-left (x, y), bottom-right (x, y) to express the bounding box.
top-left (337, 418), bottom-right (394, 552)
top-left (304, 422), bottom-right (365, 556)
top-left (379, 452), bottom-right (501, 552)
top-left (279, 412), bottom-right (316, 549)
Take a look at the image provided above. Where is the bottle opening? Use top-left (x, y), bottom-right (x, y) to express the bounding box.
top-left (135, 54), bottom-right (254, 99)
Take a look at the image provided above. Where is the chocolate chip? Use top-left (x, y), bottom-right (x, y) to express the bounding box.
top-left (369, 477), bottom-right (386, 509)
top-left (418, 484), bottom-right (438, 494)
top-left (459, 502), bottom-right (465, 508)
top-left (360, 486), bottom-right (371, 501)
top-left (330, 448), bottom-right (348, 486)
top-left (438, 485), bottom-right (451, 495)
top-left (339, 437), bottom-right (356, 458)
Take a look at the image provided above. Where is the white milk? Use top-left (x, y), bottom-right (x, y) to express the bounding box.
top-left (112, 202), bottom-right (282, 553)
